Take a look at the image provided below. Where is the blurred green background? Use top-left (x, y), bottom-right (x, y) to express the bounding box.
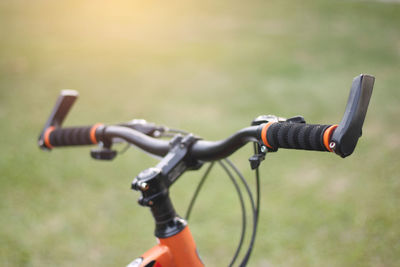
top-left (1, 0), bottom-right (399, 266)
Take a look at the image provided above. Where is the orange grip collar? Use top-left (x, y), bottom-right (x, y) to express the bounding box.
top-left (323, 124), bottom-right (338, 152)
top-left (44, 126), bottom-right (55, 149)
top-left (261, 122), bottom-right (276, 149)
top-left (90, 123), bottom-right (103, 144)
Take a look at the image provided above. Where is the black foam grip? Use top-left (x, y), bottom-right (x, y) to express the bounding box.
top-left (49, 126), bottom-right (94, 147)
top-left (266, 122), bottom-right (332, 151)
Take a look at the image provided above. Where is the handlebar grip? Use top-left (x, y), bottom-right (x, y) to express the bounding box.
top-left (261, 122), bottom-right (338, 152)
top-left (43, 124), bottom-right (103, 149)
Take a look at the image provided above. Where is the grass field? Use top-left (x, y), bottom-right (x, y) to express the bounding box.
top-left (1, 0), bottom-right (399, 266)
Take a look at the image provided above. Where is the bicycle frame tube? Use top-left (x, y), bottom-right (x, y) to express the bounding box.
top-left (131, 226), bottom-right (203, 267)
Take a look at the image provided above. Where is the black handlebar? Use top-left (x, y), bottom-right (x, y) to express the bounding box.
top-left (38, 74), bottom-right (374, 160)
top-left (190, 126), bottom-right (259, 161)
top-left (42, 124), bottom-right (259, 161)
top-left (103, 126), bottom-right (170, 157)
top-left (39, 122), bottom-right (333, 162)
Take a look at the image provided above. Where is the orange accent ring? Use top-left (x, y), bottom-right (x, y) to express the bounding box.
top-left (90, 123), bottom-right (103, 144)
top-left (261, 122), bottom-right (276, 149)
top-left (44, 126), bottom-right (55, 149)
top-left (323, 124), bottom-right (338, 152)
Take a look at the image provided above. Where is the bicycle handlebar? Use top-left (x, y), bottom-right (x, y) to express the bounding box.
top-left (41, 123), bottom-right (258, 161)
top-left (190, 126), bottom-right (259, 161)
top-left (38, 74), bottom-right (374, 159)
top-left (40, 121), bottom-right (336, 162)
top-left (104, 125), bottom-right (170, 156)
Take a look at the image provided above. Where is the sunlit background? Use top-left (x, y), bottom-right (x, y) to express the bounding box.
top-left (1, 0), bottom-right (399, 266)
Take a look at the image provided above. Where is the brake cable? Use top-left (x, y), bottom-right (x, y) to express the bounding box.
top-left (218, 160), bottom-right (248, 266)
top-left (236, 143), bottom-right (261, 266)
top-left (185, 162), bottom-right (215, 220)
top-left (224, 157), bottom-right (259, 267)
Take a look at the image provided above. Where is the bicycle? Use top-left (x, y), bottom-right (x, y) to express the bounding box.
top-left (38, 74), bottom-right (374, 266)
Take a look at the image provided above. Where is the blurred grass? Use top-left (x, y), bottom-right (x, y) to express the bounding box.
top-left (1, 0), bottom-right (399, 266)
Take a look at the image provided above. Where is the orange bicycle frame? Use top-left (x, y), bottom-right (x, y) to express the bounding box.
top-left (128, 226), bottom-right (203, 267)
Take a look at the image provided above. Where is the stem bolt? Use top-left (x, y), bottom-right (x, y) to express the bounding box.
top-left (138, 182), bottom-right (149, 191)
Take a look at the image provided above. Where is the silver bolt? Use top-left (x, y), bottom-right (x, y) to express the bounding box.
top-left (139, 182), bottom-right (149, 191)
top-left (329, 142), bottom-right (336, 150)
top-left (260, 145), bottom-right (267, 153)
top-left (153, 130), bottom-right (161, 137)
